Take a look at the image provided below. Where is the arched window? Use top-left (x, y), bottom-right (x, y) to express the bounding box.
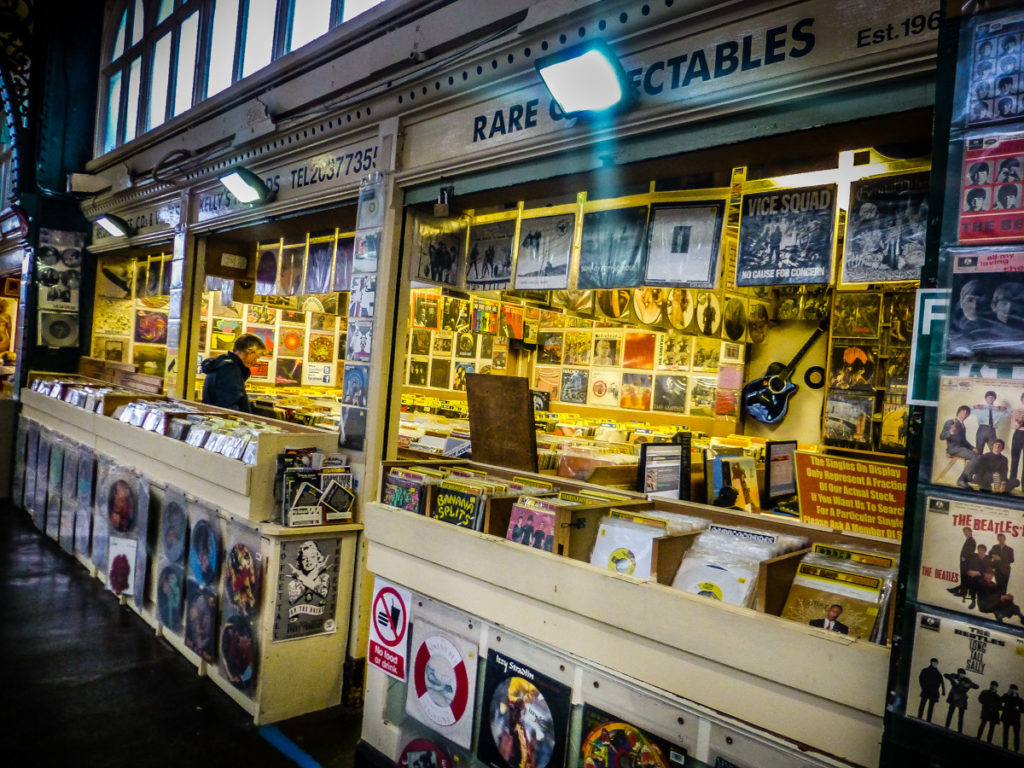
top-left (98, 0), bottom-right (389, 156)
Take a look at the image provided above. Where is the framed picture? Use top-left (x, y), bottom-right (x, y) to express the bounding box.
top-left (465, 219), bottom-right (515, 291)
top-left (513, 213), bottom-right (575, 290)
top-left (303, 239), bottom-right (334, 295)
top-left (577, 206), bottom-right (648, 289)
top-left (644, 200), bottom-right (725, 288)
top-left (411, 217), bottom-right (466, 287)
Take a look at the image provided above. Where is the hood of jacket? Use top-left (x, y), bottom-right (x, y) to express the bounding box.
top-left (200, 352), bottom-right (249, 378)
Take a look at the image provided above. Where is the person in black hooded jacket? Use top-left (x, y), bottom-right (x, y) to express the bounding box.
top-left (201, 333), bottom-right (267, 413)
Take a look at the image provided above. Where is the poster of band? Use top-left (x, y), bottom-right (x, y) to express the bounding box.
top-left (945, 248), bottom-right (1024, 361)
top-left (961, 10), bottom-right (1024, 129)
top-left (905, 611), bottom-right (1024, 754)
top-left (576, 206), bottom-right (648, 290)
top-left (513, 213), bottom-right (575, 291)
top-left (273, 537), bottom-right (342, 641)
top-left (476, 649), bottom-right (571, 768)
top-left (412, 217), bottom-right (467, 288)
top-left (841, 172), bottom-right (930, 284)
top-left (466, 219), bottom-right (516, 291)
top-left (644, 201), bottom-right (724, 288)
top-left (932, 376), bottom-right (1024, 495)
top-left (917, 493), bottom-right (1022, 624)
top-left (957, 132), bottom-right (1024, 245)
top-left (735, 185), bottom-right (836, 286)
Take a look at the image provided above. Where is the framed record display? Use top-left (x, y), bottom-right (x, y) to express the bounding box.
top-left (824, 392), bottom-right (874, 449)
top-left (946, 249), bottom-right (1024, 361)
top-left (405, 619), bottom-right (478, 749)
top-left (735, 184), bottom-right (837, 286)
top-left (466, 219), bottom-right (516, 291)
top-left (644, 200), bottom-right (724, 288)
top-left (828, 341), bottom-right (878, 391)
top-left (514, 213), bottom-right (575, 291)
top-left (958, 132), bottom-right (1024, 244)
top-left (577, 206), bottom-right (648, 289)
top-left (840, 172), bottom-right (930, 285)
top-left (412, 217), bottom-right (467, 287)
top-left (477, 649), bottom-right (571, 768)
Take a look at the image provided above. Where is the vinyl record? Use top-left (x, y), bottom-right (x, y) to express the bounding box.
top-left (398, 739), bottom-right (452, 768)
top-left (220, 614), bottom-right (256, 688)
top-left (672, 560), bottom-right (752, 604)
top-left (40, 312), bottom-right (78, 347)
top-left (157, 563), bottom-right (185, 631)
top-left (225, 543), bottom-right (259, 615)
top-left (161, 501), bottom-right (188, 563)
top-left (411, 632), bottom-right (471, 727)
top-left (106, 476), bottom-right (137, 532)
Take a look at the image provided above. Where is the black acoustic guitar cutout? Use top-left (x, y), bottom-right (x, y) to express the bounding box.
top-left (742, 317), bottom-right (828, 425)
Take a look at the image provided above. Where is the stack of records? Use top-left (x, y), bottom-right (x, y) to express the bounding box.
top-left (590, 510), bottom-right (669, 580)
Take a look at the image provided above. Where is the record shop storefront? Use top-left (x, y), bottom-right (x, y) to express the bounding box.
top-left (360, 2), bottom-right (939, 768)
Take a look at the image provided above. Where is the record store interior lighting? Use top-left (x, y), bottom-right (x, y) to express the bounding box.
top-left (535, 39), bottom-right (633, 117)
top-left (219, 167), bottom-right (273, 205)
top-left (95, 214), bottom-right (132, 237)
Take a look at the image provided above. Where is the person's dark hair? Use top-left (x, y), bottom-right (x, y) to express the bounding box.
top-left (998, 184), bottom-right (1019, 206)
top-left (986, 390), bottom-right (998, 399)
top-left (966, 188), bottom-right (987, 207)
top-left (234, 333), bottom-right (268, 354)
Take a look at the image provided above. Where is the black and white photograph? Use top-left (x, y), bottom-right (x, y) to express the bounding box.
top-left (946, 250), bottom-right (1024, 361)
top-left (577, 206), bottom-right (649, 289)
top-left (736, 185), bottom-right (837, 286)
top-left (644, 200), bottom-right (724, 288)
top-left (841, 172), bottom-right (929, 284)
top-left (966, 12), bottom-right (1024, 128)
top-left (412, 218), bottom-right (466, 287)
top-left (465, 219), bottom-right (515, 291)
top-left (513, 213), bottom-right (575, 290)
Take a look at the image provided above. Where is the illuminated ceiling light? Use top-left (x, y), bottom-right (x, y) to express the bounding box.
top-left (95, 214), bottom-right (132, 237)
top-left (219, 167), bottom-right (272, 204)
top-left (535, 40), bottom-right (632, 117)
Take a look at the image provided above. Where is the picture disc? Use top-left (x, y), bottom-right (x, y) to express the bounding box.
top-left (161, 501), bottom-right (188, 563)
top-left (40, 312), bottom-right (79, 347)
top-left (398, 739), bottom-right (452, 768)
top-left (488, 676), bottom-right (557, 768)
top-left (412, 633), bottom-right (471, 727)
top-left (106, 477), bottom-right (137, 532)
top-left (672, 561), bottom-right (750, 604)
top-left (226, 543), bottom-right (258, 614)
top-left (220, 615), bottom-right (256, 688)
top-left (157, 564), bottom-right (185, 631)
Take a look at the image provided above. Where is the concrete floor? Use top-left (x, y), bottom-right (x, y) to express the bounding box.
top-left (0, 505), bottom-right (363, 768)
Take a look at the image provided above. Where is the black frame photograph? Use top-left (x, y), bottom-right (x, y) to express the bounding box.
top-left (644, 200), bottom-right (725, 288)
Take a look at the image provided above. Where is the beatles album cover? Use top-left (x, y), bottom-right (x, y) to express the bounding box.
top-left (577, 206), bottom-right (649, 290)
top-left (408, 357), bottom-right (429, 386)
top-left (905, 610), bottom-right (1024, 752)
top-left (841, 172), bottom-right (930, 284)
top-left (453, 361), bottom-right (475, 391)
top-left (477, 649), bottom-right (571, 768)
top-left (466, 219), bottom-right (516, 291)
top-left (962, 11), bottom-right (1024, 129)
top-left (958, 132), bottom-right (1024, 245)
top-left (736, 185), bottom-right (837, 286)
top-left (578, 704), bottom-right (688, 768)
top-left (946, 248), bottom-right (1024, 361)
top-left (514, 213), bottom-right (575, 291)
top-left (832, 292), bottom-right (882, 337)
top-left (918, 493), bottom-right (1023, 624)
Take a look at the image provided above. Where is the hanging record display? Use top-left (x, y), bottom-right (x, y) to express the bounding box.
top-left (404, 619), bottom-right (478, 748)
top-left (577, 206), bottom-right (648, 289)
top-left (477, 649), bottom-right (571, 768)
top-left (103, 466), bottom-right (140, 534)
top-left (466, 219), bottom-right (516, 291)
top-left (219, 524), bottom-right (262, 694)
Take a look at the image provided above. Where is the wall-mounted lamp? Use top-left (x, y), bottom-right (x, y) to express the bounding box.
top-left (95, 214), bottom-right (132, 237)
top-left (535, 39), bottom-right (633, 117)
top-left (219, 167), bottom-right (273, 204)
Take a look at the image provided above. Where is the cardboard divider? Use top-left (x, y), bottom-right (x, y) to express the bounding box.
top-left (651, 531), bottom-right (701, 585)
top-left (756, 548), bottom-right (811, 615)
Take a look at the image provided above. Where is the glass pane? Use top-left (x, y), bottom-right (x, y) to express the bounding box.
top-left (125, 57), bottom-right (142, 141)
top-left (112, 9), bottom-right (127, 60)
top-left (131, 0), bottom-right (144, 45)
top-left (207, 0), bottom-right (240, 97)
top-left (173, 12), bottom-right (199, 116)
top-left (149, 33), bottom-right (172, 130)
top-left (342, 0), bottom-right (384, 23)
top-left (157, 0), bottom-right (174, 23)
top-left (289, 0), bottom-right (330, 51)
top-left (241, 0), bottom-right (275, 77)
top-left (104, 72), bottom-right (122, 153)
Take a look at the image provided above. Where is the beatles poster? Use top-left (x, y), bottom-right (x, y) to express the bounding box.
top-left (644, 201), bottom-right (724, 288)
top-left (273, 537), bottom-right (342, 641)
top-left (841, 172), bottom-right (929, 284)
top-left (905, 611), bottom-right (1024, 753)
top-left (736, 184), bottom-right (837, 286)
top-left (476, 649), bottom-right (571, 768)
top-left (513, 213), bottom-right (575, 291)
top-left (576, 206), bottom-right (648, 290)
top-left (958, 132), bottom-right (1024, 245)
top-left (962, 10), bottom-right (1024, 128)
top-left (466, 219), bottom-right (516, 291)
top-left (917, 493), bottom-right (1022, 623)
top-left (945, 248), bottom-right (1024, 361)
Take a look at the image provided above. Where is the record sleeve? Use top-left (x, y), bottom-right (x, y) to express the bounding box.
top-left (619, 373), bottom-right (652, 411)
top-left (958, 132), bottom-right (1024, 245)
top-left (828, 341), bottom-right (878, 391)
top-left (832, 292), bottom-right (882, 337)
top-left (537, 331), bottom-right (564, 364)
top-left (905, 610), bottom-right (1024, 749)
top-left (411, 328), bottom-right (432, 356)
top-left (961, 10), bottom-right (1024, 130)
top-left (58, 444), bottom-right (79, 553)
top-left (477, 649), bottom-right (571, 768)
top-left (506, 502), bottom-right (556, 552)
top-left (691, 337), bottom-right (720, 371)
top-left (623, 332), bottom-right (656, 370)
top-left (652, 374), bottom-right (688, 414)
top-left (644, 200), bottom-right (724, 288)
top-left (107, 535), bottom-right (138, 596)
top-left (533, 366), bottom-right (561, 399)
top-left (918, 493), bottom-right (1023, 624)
top-left (578, 703), bottom-right (687, 768)
top-left (595, 289), bottom-right (634, 322)
top-left (219, 523), bottom-right (262, 694)
top-left (632, 287), bottom-right (665, 325)
top-left (577, 207), bottom-right (648, 289)
top-left (466, 219), bottom-right (516, 291)
top-left (405, 619), bottom-right (478, 749)
top-left (44, 441), bottom-right (64, 540)
top-left (672, 558), bottom-right (757, 606)
top-left (412, 218), bottom-right (465, 287)
top-left (589, 517), bottom-right (661, 580)
top-left (945, 248), bottom-right (1024, 361)
top-left (687, 375), bottom-right (717, 417)
top-left (780, 560), bottom-right (884, 640)
top-left (656, 331), bottom-right (692, 370)
top-left (824, 392), bottom-right (875, 449)
top-left (514, 213), bottom-right (574, 291)
top-left (559, 368), bottom-right (589, 405)
top-left (563, 330), bottom-right (592, 366)
top-left (587, 369), bottom-right (621, 407)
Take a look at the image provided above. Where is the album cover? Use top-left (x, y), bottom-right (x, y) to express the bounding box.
top-left (433, 485), bottom-right (483, 529)
top-left (499, 303), bottom-right (525, 339)
top-left (412, 291), bottom-right (441, 329)
top-left (824, 392), bottom-right (875, 449)
top-left (885, 291), bottom-right (915, 346)
top-left (705, 455), bottom-right (760, 514)
top-left (188, 515), bottom-right (221, 589)
top-left (406, 620), bottom-right (479, 749)
top-left (408, 357), bottom-right (429, 386)
top-left (879, 401), bottom-right (910, 453)
top-left (946, 249), bottom-right (1024, 361)
top-left (963, 11), bottom-right (1024, 129)
top-left (652, 374), bottom-right (689, 413)
top-left (473, 297), bottom-right (500, 335)
top-left (477, 649), bottom-right (571, 768)
top-left (629, 287), bottom-right (664, 326)
top-left (537, 331), bottom-right (563, 364)
top-left (353, 229), bottom-right (380, 274)
top-left (780, 560), bottom-right (885, 640)
top-left (273, 537), bottom-right (342, 641)
top-left (688, 375), bottom-right (717, 417)
top-left (691, 290), bottom-right (721, 336)
top-left (841, 172), bottom-right (930, 284)
top-left (959, 132), bottom-right (1024, 245)
top-left (579, 704), bottom-right (688, 768)
top-left (587, 369), bottom-right (621, 407)
top-left (44, 442), bottom-right (64, 540)
top-left (747, 300), bottom-right (770, 344)
top-left (721, 295), bottom-right (747, 342)
top-left (491, 338), bottom-right (509, 371)
top-left (275, 358), bottom-right (302, 386)
top-left (884, 347), bottom-right (911, 388)
top-left (442, 296), bottom-right (472, 333)
top-left (450, 361), bottom-right (472, 391)
top-left (430, 357), bottom-right (452, 389)
top-left (157, 562), bottom-right (186, 632)
top-left (577, 206), bottom-right (648, 289)
top-left (736, 185), bottom-right (837, 286)
top-left (833, 292), bottom-right (882, 337)
top-left (691, 337), bottom-right (720, 371)
top-left (74, 447), bottom-right (95, 557)
top-left (346, 319), bottom-right (373, 363)
top-left (560, 368), bottom-right (589, 405)
top-left (342, 364), bottom-right (369, 406)
top-left (619, 373), bottom-right (652, 411)
top-left (593, 288), bottom-right (632, 321)
top-left (514, 213), bottom-right (575, 290)
top-left (58, 445), bottom-right (79, 553)
top-left (466, 219), bottom-right (516, 290)
top-left (430, 329), bottom-right (452, 356)
top-left (932, 376), bottom-right (1023, 494)
top-left (507, 502), bottom-right (557, 552)
top-left (303, 240), bottom-right (333, 294)
top-left (219, 530), bottom-right (261, 693)
top-left (478, 333), bottom-right (494, 361)
top-left (905, 610), bottom-right (1024, 749)
top-left (663, 288), bottom-right (694, 330)
top-left (96, 256), bottom-right (134, 299)
top-left (562, 330), bottom-right (591, 366)
top-left (644, 200), bottom-right (724, 288)
top-left (656, 331), bottom-right (692, 370)
top-left (623, 332), bottom-right (656, 370)
top-left (349, 274), bottom-right (376, 317)
top-left (918, 493), bottom-right (1023, 624)
top-left (382, 474), bottom-right (426, 514)
top-left (455, 331), bottom-right (477, 359)
top-left (828, 341), bottom-right (878, 391)
top-left (107, 535), bottom-right (138, 596)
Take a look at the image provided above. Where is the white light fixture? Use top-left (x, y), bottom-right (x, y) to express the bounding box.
top-left (219, 167), bottom-right (273, 204)
top-left (95, 214), bottom-right (131, 237)
top-left (536, 40), bottom-right (632, 117)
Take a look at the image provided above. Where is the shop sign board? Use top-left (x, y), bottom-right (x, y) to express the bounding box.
top-left (794, 451), bottom-right (906, 540)
top-left (908, 288), bottom-right (949, 406)
top-left (402, 0), bottom-right (939, 169)
top-left (368, 577), bottom-right (410, 681)
top-left (91, 200), bottom-right (181, 244)
top-left (196, 138), bottom-right (380, 223)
